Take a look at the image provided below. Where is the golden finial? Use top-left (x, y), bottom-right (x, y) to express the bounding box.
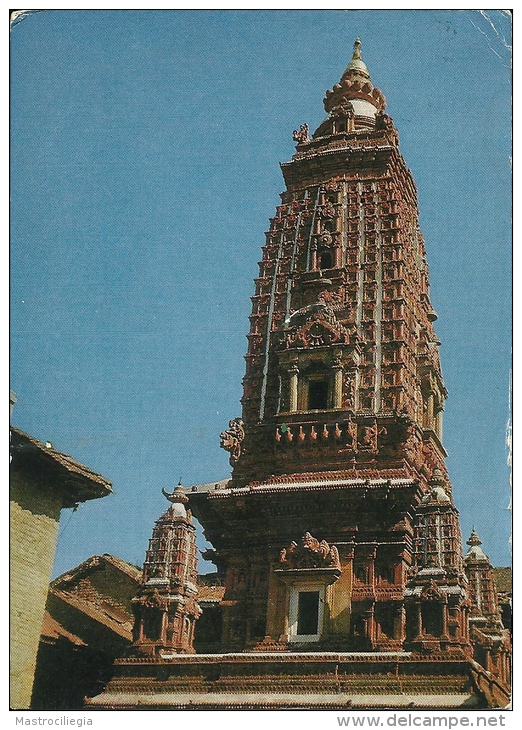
top-left (344, 37), bottom-right (370, 79)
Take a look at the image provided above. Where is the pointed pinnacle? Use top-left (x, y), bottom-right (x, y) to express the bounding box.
top-left (467, 527), bottom-right (483, 547)
top-left (344, 37), bottom-right (370, 79)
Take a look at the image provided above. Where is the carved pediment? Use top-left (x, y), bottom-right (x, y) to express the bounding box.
top-left (279, 532), bottom-right (340, 570)
top-left (420, 580), bottom-right (443, 602)
top-left (281, 305), bottom-right (351, 350)
top-left (285, 301), bottom-right (336, 327)
top-left (132, 588), bottom-right (168, 611)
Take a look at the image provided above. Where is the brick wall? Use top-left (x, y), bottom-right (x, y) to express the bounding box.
top-left (10, 471), bottom-right (62, 709)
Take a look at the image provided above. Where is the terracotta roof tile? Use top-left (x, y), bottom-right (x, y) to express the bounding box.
top-left (40, 611), bottom-right (86, 646)
top-left (197, 584), bottom-right (226, 602)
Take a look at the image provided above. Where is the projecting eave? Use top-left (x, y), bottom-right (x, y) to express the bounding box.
top-left (188, 478), bottom-right (231, 494)
top-left (280, 144), bottom-right (395, 190)
top-left (10, 427), bottom-right (112, 507)
top-left (203, 475), bottom-right (418, 499)
top-left (422, 428), bottom-right (448, 459)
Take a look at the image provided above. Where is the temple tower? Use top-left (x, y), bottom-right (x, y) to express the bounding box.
top-left (463, 529), bottom-right (511, 686)
top-left (89, 40), bottom-right (511, 710)
top-left (225, 37), bottom-right (446, 489)
top-left (131, 485), bottom-right (201, 654)
top-left (404, 468), bottom-right (470, 653)
top-left (191, 39), bottom-right (459, 654)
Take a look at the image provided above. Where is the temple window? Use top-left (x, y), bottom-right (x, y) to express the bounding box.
top-left (307, 379), bottom-right (329, 410)
top-left (377, 564), bottom-right (394, 583)
top-left (355, 565), bottom-right (369, 583)
top-left (319, 250), bottom-right (333, 269)
top-left (297, 592), bottom-right (320, 635)
top-left (422, 603), bottom-right (443, 637)
top-left (251, 618), bottom-right (266, 638)
top-left (376, 605), bottom-right (395, 638)
top-left (143, 613), bottom-right (162, 642)
top-left (288, 585), bottom-right (325, 642)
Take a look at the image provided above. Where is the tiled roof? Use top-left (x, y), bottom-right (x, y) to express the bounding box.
top-left (40, 611), bottom-right (86, 646)
top-left (197, 584), bottom-right (226, 603)
top-left (48, 555), bottom-right (142, 644)
top-left (188, 479), bottom-right (230, 493)
top-left (51, 554), bottom-right (142, 588)
top-left (50, 588), bottom-right (134, 641)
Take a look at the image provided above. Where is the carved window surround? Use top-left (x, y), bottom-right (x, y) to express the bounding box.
top-left (273, 568), bottom-right (341, 644)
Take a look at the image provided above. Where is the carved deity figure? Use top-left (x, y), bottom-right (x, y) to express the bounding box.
top-left (319, 203), bottom-right (336, 219)
top-left (219, 417), bottom-right (245, 465)
top-left (340, 415), bottom-right (358, 453)
top-left (135, 588), bottom-right (167, 611)
top-left (280, 541), bottom-right (298, 563)
top-left (292, 123), bottom-right (309, 144)
top-left (358, 421), bottom-right (387, 452)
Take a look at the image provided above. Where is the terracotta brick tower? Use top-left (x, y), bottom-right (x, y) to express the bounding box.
top-left (90, 40), bottom-right (510, 710)
top-left (463, 529), bottom-right (511, 687)
top-left (191, 38), bottom-right (460, 653)
top-left (404, 468), bottom-right (470, 653)
top-left (131, 485), bottom-right (201, 654)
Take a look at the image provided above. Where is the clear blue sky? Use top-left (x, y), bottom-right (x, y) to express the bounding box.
top-left (10, 9), bottom-right (512, 576)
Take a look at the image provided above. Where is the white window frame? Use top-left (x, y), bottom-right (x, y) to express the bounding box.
top-left (288, 584), bottom-right (325, 643)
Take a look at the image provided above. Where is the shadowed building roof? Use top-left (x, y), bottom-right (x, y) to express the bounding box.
top-left (46, 554), bottom-right (142, 651)
top-left (10, 427), bottom-right (112, 507)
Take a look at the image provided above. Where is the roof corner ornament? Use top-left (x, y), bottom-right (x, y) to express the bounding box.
top-left (292, 123), bottom-right (309, 144)
top-left (162, 482), bottom-right (189, 504)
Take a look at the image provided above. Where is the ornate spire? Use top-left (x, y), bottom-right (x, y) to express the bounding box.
top-left (323, 37), bottom-right (386, 120)
top-left (344, 38), bottom-right (370, 79)
top-left (131, 485), bottom-right (200, 654)
top-left (466, 527), bottom-right (482, 547)
top-left (464, 527), bottom-right (488, 562)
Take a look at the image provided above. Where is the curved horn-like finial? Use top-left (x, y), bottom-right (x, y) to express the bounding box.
top-left (162, 485), bottom-right (189, 504)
